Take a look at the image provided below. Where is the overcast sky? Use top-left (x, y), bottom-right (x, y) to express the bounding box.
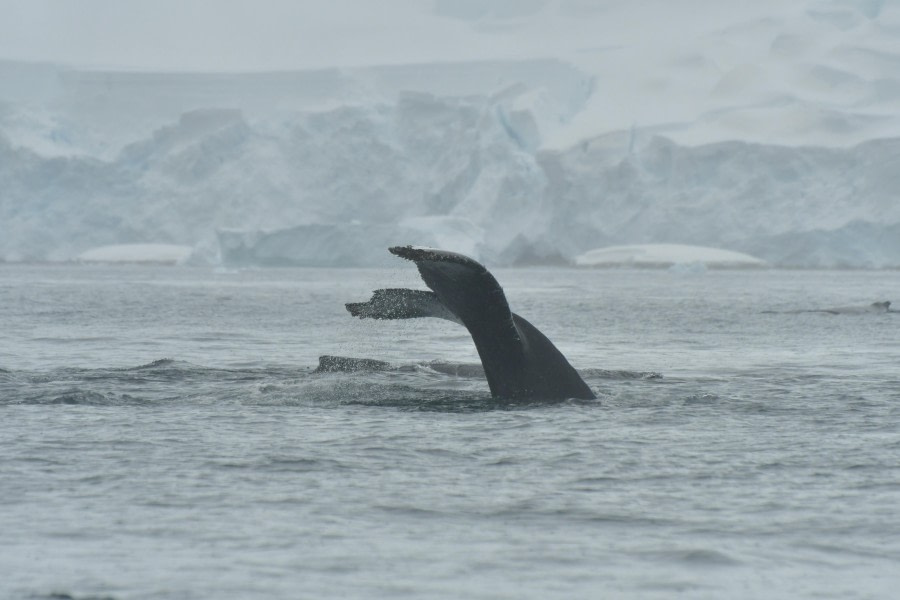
top-left (0, 0), bottom-right (553, 71)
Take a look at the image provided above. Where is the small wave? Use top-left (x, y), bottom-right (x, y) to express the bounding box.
top-left (30, 336), bottom-right (117, 343)
top-left (44, 389), bottom-right (112, 405)
top-left (22, 389), bottom-right (148, 406)
top-left (344, 387), bottom-right (601, 412)
top-left (675, 548), bottom-right (741, 566)
top-left (659, 548), bottom-right (740, 567)
top-left (32, 593), bottom-right (119, 600)
top-left (317, 355), bottom-right (663, 381)
top-left (374, 504), bottom-right (449, 518)
top-left (265, 456), bottom-right (349, 473)
top-left (419, 361), bottom-right (485, 378)
top-left (640, 547), bottom-right (741, 566)
top-left (314, 355), bottom-right (486, 377)
top-left (572, 475), bottom-right (620, 485)
top-left (583, 368), bottom-right (663, 380)
top-left (682, 393), bottom-right (720, 405)
top-left (207, 456), bottom-right (350, 473)
top-left (342, 386), bottom-right (496, 412)
top-left (119, 358), bottom-right (215, 379)
top-left (129, 357), bottom-right (179, 370)
top-left (118, 358), bottom-right (287, 385)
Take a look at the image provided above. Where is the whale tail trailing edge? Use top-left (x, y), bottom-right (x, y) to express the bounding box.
top-left (346, 245), bottom-right (595, 400)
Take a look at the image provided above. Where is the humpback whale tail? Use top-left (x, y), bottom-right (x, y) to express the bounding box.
top-left (346, 246), bottom-right (595, 400)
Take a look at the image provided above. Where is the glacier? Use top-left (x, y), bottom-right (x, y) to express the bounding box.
top-left (1, 0), bottom-right (899, 268)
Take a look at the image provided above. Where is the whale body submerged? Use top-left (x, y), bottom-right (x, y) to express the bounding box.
top-left (345, 246), bottom-right (596, 400)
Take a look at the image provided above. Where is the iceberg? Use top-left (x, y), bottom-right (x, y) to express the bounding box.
top-left (574, 244), bottom-right (766, 269)
top-left (76, 244), bottom-right (193, 265)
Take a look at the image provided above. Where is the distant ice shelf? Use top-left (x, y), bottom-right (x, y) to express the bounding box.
top-left (574, 244), bottom-right (767, 269)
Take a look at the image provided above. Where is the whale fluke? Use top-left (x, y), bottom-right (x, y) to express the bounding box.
top-left (345, 246), bottom-right (595, 400)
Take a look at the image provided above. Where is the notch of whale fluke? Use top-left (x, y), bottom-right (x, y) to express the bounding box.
top-left (345, 246), bottom-right (596, 400)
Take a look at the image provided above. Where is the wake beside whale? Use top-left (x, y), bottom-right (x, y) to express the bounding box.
top-left (763, 301), bottom-right (896, 315)
top-left (343, 246), bottom-right (596, 400)
top-left (805, 301), bottom-right (894, 315)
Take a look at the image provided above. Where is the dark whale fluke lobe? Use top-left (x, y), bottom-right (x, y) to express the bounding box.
top-left (346, 288), bottom-right (461, 323)
top-left (345, 245), bottom-right (595, 400)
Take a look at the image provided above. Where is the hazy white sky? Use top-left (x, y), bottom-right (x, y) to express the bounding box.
top-left (0, 0), bottom-right (809, 73)
top-left (0, 0), bottom-right (511, 71)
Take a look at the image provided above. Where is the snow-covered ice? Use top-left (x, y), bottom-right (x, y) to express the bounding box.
top-left (77, 244), bottom-right (193, 265)
top-left (574, 244), bottom-right (766, 269)
top-left (1, 0), bottom-right (899, 268)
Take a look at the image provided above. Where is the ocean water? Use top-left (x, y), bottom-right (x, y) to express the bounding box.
top-left (1, 264), bottom-right (898, 600)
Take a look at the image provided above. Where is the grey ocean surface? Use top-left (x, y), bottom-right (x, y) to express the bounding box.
top-left (1, 264), bottom-right (899, 600)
